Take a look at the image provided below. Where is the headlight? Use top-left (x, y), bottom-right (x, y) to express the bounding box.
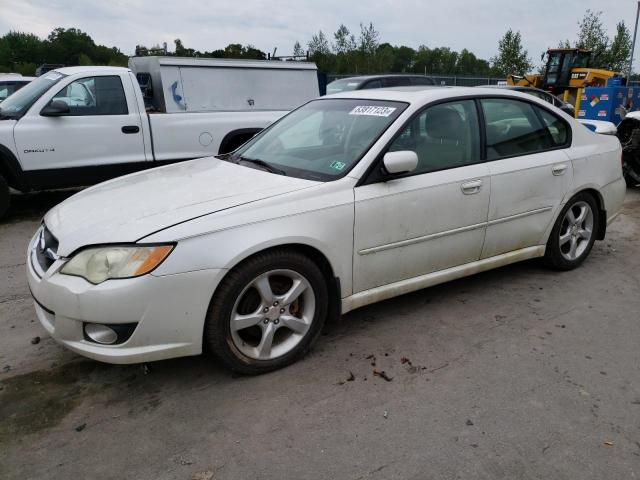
top-left (60, 244), bottom-right (174, 284)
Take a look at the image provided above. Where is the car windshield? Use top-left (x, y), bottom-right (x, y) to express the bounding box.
top-left (326, 79), bottom-right (362, 95)
top-left (0, 71), bottom-right (66, 119)
top-left (232, 99), bottom-right (407, 181)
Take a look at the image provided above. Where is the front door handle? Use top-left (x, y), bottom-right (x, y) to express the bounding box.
top-left (121, 125), bottom-right (140, 134)
top-left (552, 163), bottom-right (568, 176)
top-left (461, 179), bottom-right (483, 195)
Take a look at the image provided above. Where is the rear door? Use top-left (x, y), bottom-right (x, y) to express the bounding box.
top-left (14, 73), bottom-right (146, 176)
top-left (480, 97), bottom-right (573, 258)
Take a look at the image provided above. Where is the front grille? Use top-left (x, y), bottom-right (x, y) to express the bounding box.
top-left (35, 225), bottom-right (59, 273)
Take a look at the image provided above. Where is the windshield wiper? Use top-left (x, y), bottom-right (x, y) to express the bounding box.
top-left (236, 156), bottom-right (286, 176)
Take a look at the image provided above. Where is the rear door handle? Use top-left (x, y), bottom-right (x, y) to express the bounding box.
top-left (121, 125), bottom-right (140, 134)
top-left (461, 179), bottom-right (483, 195)
top-left (552, 163), bottom-right (568, 176)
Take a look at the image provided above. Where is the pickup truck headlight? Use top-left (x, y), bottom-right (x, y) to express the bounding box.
top-left (60, 244), bottom-right (174, 284)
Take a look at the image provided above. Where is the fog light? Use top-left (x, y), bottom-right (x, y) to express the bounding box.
top-left (84, 323), bottom-right (118, 345)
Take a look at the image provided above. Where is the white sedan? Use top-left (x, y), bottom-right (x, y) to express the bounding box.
top-left (27, 87), bottom-right (626, 374)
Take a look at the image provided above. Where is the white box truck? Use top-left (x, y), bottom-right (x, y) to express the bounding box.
top-left (0, 57), bottom-right (319, 218)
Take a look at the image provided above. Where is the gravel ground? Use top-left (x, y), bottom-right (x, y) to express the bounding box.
top-left (1, 189), bottom-right (639, 480)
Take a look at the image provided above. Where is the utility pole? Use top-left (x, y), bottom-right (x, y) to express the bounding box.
top-left (629, 1), bottom-right (640, 79)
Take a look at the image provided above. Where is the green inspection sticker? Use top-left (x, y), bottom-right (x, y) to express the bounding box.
top-left (329, 161), bottom-right (346, 171)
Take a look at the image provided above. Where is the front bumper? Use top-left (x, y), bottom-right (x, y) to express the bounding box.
top-left (26, 233), bottom-right (226, 364)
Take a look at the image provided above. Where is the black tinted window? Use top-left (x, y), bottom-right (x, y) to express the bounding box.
top-left (481, 99), bottom-right (550, 160)
top-left (383, 77), bottom-right (411, 87)
top-left (389, 99), bottom-right (480, 173)
top-left (410, 77), bottom-right (434, 86)
top-left (361, 79), bottom-right (382, 89)
top-left (52, 76), bottom-right (128, 116)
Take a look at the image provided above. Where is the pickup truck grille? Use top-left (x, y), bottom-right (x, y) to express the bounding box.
top-left (34, 225), bottom-right (60, 273)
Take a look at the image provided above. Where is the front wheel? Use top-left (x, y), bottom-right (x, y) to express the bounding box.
top-left (544, 193), bottom-right (599, 270)
top-left (204, 250), bottom-right (329, 374)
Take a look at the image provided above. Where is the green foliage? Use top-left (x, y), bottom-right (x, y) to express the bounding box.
top-left (490, 29), bottom-right (532, 76)
top-left (604, 21), bottom-right (632, 72)
top-left (0, 28), bottom-right (127, 74)
top-left (562, 11), bottom-right (633, 72)
top-left (575, 10), bottom-right (609, 65)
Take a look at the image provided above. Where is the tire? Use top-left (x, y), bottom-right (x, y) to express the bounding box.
top-left (204, 249), bottom-right (329, 375)
top-left (544, 192), bottom-right (600, 271)
top-left (0, 175), bottom-right (9, 220)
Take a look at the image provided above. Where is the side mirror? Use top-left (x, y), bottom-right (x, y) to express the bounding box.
top-left (41, 99), bottom-right (70, 117)
top-left (383, 150), bottom-right (418, 175)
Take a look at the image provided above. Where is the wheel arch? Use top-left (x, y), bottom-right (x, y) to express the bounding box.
top-left (216, 242), bottom-right (342, 320)
top-left (0, 143), bottom-right (27, 191)
top-left (560, 186), bottom-right (607, 240)
top-left (218, 128), bottom-right (263, 154)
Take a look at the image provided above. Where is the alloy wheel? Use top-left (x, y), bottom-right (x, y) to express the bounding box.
top-left (230, 269), bottom-right (316, 360)
top-left (559, 200), bottom-right (594, 261)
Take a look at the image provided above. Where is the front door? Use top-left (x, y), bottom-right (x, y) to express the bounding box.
top-left (353, 99), bottom-right (491, 293)
top-left (14, 74), bottom-right (146, 179)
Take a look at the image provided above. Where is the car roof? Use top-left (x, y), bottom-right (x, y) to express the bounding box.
top-left (53, 66), bottom-right (131, 76)
top-left (482, 85), bottom-right (548, 94)
top-left (330, 74), bottom-right (432, 83)
top-left (324, 86), bottom-right (541, 104)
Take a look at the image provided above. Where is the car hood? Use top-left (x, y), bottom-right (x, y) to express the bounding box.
top-left (45, 158), bottom-right (319, 256)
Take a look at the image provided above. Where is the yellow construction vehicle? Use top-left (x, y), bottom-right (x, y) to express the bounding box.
top-left (507, 48), bottom-right (619, 114)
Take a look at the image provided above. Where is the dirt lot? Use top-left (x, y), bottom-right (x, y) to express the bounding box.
top-left (1, 189), bottom-right (639, 480)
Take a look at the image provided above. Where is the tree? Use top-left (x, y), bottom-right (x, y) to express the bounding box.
top-left (575, 10), bottom-right (609, 65)
top-left (606, 21), bottom-right (632, 72)
top-left (333, 24), bottom-right (354, 55)
top-left (292, 41), bottom-right (305, 57)
top-left (491, 29), bottom-right (533, 75)
top-left (308, 31), bottom-right (331, 56)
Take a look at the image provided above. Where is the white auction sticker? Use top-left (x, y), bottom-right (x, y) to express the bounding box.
top-left (349, 106), bottom-right (397, 117)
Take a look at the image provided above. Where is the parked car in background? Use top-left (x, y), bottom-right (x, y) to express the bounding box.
top-left (0, 58), bottom-right (320, 218)
top-left (0, 74), bottom-right (35, 103)
top-left (482, 85), bottom-right (576, 116)
top-left (327, 74), bottom-right (434, 94)
top-left (27, 87), bottom-right (625, 374)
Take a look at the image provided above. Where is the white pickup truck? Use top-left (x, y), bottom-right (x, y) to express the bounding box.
top-left (0, 57), bottom-right (319, 218)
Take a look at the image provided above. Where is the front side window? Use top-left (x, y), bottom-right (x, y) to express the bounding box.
top-left (481, 98), bottom-right (550, 160)
top-left (326, 79), bottom-right (361, 95)
top-left (233, 99), bottom-right (407, 181)
top-left (361, 80), bottom-right (382, 89)
top-left (388, 99), bottom-right (480, 174)
top-left (52, 76), bottom-right (127, 115)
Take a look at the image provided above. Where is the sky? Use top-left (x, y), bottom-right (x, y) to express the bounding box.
top-left (1, 0), bottom-right (639, 67)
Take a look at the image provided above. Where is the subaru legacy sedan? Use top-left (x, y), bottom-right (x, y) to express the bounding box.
top-left (27, 87), bottom-right (626, 374)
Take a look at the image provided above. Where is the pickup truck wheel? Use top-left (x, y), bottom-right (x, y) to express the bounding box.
top-left (204, 249), bottom-right (328, 375)
top-left (0, 175), bottom-right (9, 220)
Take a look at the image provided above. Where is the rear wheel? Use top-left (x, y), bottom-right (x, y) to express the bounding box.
top-left (544, 193), bottom-right (599, 270)
top-left (0, 175), bottom-right (9, 220)
top-left (205, 250), bottom-right (328, 374)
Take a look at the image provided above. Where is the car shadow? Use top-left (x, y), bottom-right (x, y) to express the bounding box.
top-left (2, 189), bottom-right (81, 224)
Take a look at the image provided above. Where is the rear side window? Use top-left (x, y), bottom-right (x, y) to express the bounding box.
top-left (536, 106), bottom-right (569, 146)
top-left (52, 76), bottom-right (128, 116)
top-left (481, 98), bottom-right (550, 160)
